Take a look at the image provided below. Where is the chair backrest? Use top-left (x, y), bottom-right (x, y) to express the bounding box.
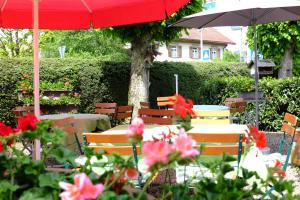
top-left (191, 110), bottom-right (230, 125)
top-left (138, 108), bottom-right (175, 125)
top-left (115, 105), bottom-right (133, 122)
top-left (83, 132), bottom-right (141, 155)
top-left (188, 132), bottom-right (243, 156)
top-left (13, 105), bottom-right (34, 118)
top-left (140, 102), bottom-right (150, 109)
top-left (157, 96), bottom-right (175, 108)
top-left (229, 101), bottom-right (247, 113)
top-left (224, 98), bottom-right (244, 105)
top-left (95, 102), bottom-right (117, 115)
top-left (281, 113), bottom-right (298, 136)
top-left (225, 98), bottom-right (247, 113)
top-left (278, 113), bottom-right (298, 170)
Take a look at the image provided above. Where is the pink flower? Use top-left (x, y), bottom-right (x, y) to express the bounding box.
top-left (143, 141), bottom-right (172, 168)
top-left (173, 128), bottom-right (199, 158)
top-left (127, 118), bottom-right (144, 138)
top-left (59, 173), bottom-right (104, 200)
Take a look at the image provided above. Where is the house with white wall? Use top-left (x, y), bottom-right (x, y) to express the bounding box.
top-left (155, 28), bottom-right (235, 62)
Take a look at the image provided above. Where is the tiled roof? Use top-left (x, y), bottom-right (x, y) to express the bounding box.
top-left (179, 28), bottom-right (235, 45)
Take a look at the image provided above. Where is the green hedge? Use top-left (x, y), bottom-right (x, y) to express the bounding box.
top-left (199, 76), bottom-right (300, 131)
top-left (2, 58), bottom-right (300, 131)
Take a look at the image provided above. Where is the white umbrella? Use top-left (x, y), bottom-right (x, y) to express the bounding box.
top-left (172, 0), bottom-right (300, 127)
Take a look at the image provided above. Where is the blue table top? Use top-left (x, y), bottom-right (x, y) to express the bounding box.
top-left (193, 105), bottom-right (229, 111)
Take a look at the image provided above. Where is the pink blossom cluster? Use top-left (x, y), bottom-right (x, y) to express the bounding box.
top-left (59, 173), bottom-right (104, 200)
top-left (143, 128), bottom-right (199, 168)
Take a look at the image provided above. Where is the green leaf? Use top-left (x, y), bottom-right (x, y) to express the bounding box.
top-left (38, 173), bottom-right (65, 189)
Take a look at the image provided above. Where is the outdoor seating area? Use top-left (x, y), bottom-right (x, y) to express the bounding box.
top-left (1, 0), bottom-right (300, 199)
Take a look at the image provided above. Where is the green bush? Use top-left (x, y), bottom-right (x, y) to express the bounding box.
top-left (0, 65), bottom-right (20, 125)
top-left (197, 76), bottom-right (300, 131)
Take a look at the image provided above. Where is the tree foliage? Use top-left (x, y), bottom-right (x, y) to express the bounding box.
top-left (246, 21), bottom-right (300, 75)
top-left (222, 49), bottom-right (240, 62)
top-left (110, 0), bottom-right (203, 46)
top-left (0, 29), bottom-right (32, 57)
top-left (39, 30), bottom-right (129, 60)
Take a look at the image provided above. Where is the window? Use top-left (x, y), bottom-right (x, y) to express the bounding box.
top-left (170, 46), bottom-right (177, 58)
top-left (211, 48), bottom-right (217, 60)
top-left (192, 47), bottom-right (199, 59)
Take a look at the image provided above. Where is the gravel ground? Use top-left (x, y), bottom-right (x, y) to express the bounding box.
top-left (266, 132), bottom-right (300, 195)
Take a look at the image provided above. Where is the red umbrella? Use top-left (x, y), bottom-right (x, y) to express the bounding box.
top-left (0, 0), bottom-right (190, 159)
top-left (0, 0), bottom-right (190, 29)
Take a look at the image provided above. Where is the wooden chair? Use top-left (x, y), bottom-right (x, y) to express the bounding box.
top-left (191, 110), bottom-right (230, 125)
top-left (13, 105), bottom-right (34, 119)
top-left (225, 98), bottom-right (247, 123)
top-left (95, 102), bottom-right (117, 126)
top-left (278, 113), bottom-right (298, 170)
top-left (224, 98), bottom-right (244, 106)
top-left (140, 102), bottom-right (150, 109)
top-left (157, 96), bottom-right (175, 109)
top-left (83, 132), bottom-right (142, 186)
top-left (95, 102), bottom-right (117, 115)
top-left (138, 108), bottom-right (175, 125)
top-left (83, 132), bottom-right (141, 155)
top-left (262, 113), bottom-right (298, 199)
top-left (189, 132), bottom-right (243, 157)
top-left (176, 131), bottom-right (243, 183)
top-left (52, 117), bottom-right (83, 155)
top-left (115, 105), bottom-right (133, 124)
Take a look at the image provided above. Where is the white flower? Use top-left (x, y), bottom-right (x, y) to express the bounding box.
top-left (75, 155), bottom-right (88, 166)
top-left (241, 147), bottom-right (268, 181)
top-left (42, 96), bottom-right (49, 100)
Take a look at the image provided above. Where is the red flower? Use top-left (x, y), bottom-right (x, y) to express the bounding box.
top-left (0, 122), bottom-right (15, 147)
top-left (245, 124), bottom-right (267, 149)
top-left (274, 159), bottom-right (283, 168)
top-left (17, 114), bottom-right (39, 132)
top-left (256, 131), bottom-right (267, 148)
top-left (125, 168), bottom-right (138, 180)
top-left (170, 94), bottom-right (195, 119)
top-left (277, 170), bottom-right (286, 177)
top-left (0, 141), bottom-right (3, 153)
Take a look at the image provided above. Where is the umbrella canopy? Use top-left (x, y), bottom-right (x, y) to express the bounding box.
top-left (0, 0), bottom-right (190, 29)
top-left (173, 0), bottom-right (300, 28)
top-left (0, 0), bottom-right (191, 159)
top-left (172, 0), bottom-right (300, 127)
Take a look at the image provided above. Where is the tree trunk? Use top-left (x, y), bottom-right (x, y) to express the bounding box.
top-left (128, 36), bottom-right (152, 119)
top-left (278, 45), bottom-right (294, 78)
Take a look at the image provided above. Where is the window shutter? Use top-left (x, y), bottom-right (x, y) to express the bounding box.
top-left (189, 47), bottom-right (193, 58)
top-left (217, 48), bottom-right (221, 58)
top-left (168, 46), bottom-right (171, 57)
top-left (198, 47), bottom-right (201, 59)
top-left (178, 46), bottom-right (182, 58)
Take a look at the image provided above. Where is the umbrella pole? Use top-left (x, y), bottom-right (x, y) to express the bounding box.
top-left (253, 22), bottom-right (260, 128)
top-left (33, 0), bottom-right (41, 160)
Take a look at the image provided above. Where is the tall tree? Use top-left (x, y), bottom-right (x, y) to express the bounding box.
top-left (0, 29), bottom-right (32, 57)
top-left (110, 0), bottom-right (203, 116)
top-left (247, 21), bottom-right (300, 78)
top-left (40, 30), bottom-right (129, 60)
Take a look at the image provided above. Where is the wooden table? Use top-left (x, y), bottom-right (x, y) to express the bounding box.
top-left (88, 124), bottom-right (248, 142)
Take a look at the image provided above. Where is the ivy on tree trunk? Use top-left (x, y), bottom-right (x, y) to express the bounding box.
top-left (128, 35), bottom-right (152, 118)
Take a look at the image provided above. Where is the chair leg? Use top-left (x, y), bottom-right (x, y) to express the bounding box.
top-left (74, 133), bottom-right (83, 155)
top-left (132, 144), bottom-right (142, 188)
